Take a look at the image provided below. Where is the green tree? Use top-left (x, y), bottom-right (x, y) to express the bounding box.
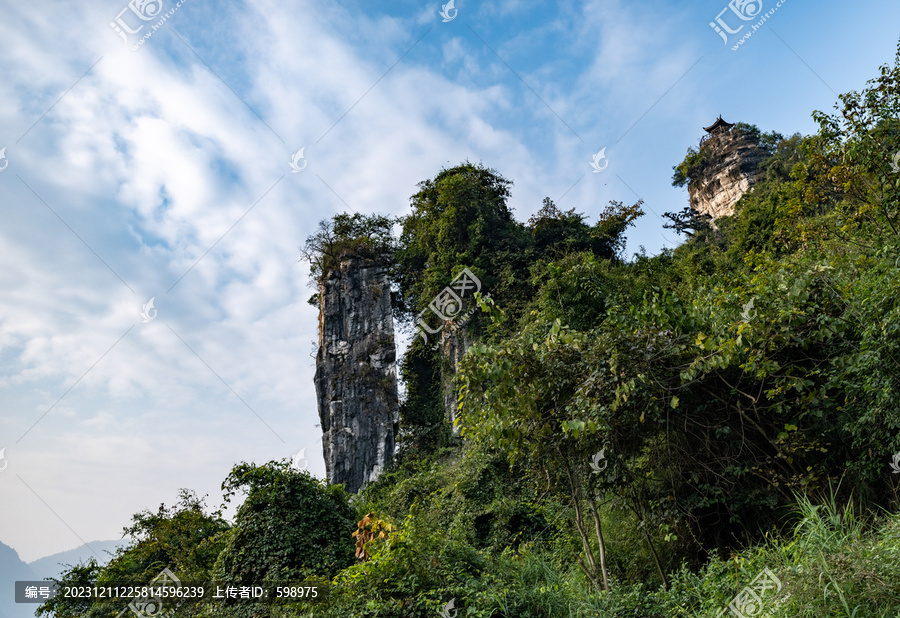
top-left (37, 490), bottom-right (228, 618)
top-left (301, 212), bottom-right (397, 284)
top-left (213, 461), bottom-right (356, 585)
top-left (805, 39), bottom-right (900, 246)
top-left (394, 161), bottom-right (527, 323)
top-left (36, 560), bottom-right (104, 618)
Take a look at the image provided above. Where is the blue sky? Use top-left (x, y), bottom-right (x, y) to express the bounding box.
top-left (0, 0), bottom-right (898, 563)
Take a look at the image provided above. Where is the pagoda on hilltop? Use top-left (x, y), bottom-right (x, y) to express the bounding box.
top-left (687, 116), bottom-right (769, 222)
top-left (701, 116), bottom-right (734, 143)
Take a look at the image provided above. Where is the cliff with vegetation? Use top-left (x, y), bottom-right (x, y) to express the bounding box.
top-left (688, 126), bottom-right (769, 220)
top-left (668, 122), bottom-right (782, 232)
top-left (39, 39), bottom-right (900, 618)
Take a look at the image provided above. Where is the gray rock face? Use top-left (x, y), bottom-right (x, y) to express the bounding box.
top-left (689, 130), bottom-right (768, 223)
top-left (440, 326), bottom-right (471, 437)
top-left (314, 254), bottom-right (399, 494)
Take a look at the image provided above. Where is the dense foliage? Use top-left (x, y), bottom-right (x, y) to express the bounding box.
top-left (213, 462), bottom-right (356, 586)
top-left (38, 490), bottom-right (229, 618)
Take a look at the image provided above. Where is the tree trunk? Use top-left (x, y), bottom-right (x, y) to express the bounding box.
top-left (629, 494), bottom-right (669, 591)
top-left (642, 526), bottom-right (669, 591)
top-left (562, 455), bottom-right (609, 593)
top-left (586, 494), bottom-right (610, 591)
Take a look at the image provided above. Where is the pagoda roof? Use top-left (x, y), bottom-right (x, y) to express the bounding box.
top-left (703, 116), bottom-right (734, 133)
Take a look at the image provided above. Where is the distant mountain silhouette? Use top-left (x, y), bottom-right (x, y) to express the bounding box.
top-left (0, 538), bottom-right (128, 618)
top-left (0, 540), bottom-right (36, 618)
top-left (27, 539), bottom-right (127, 581)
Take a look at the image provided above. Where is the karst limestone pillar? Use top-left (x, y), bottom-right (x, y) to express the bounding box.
top-left (689, 118), bottom-right (769, 224)
top-left (314, 254), bottom-right (399, 493)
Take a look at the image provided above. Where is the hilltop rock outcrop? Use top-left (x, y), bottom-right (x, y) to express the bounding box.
top-left (689, 125), bottom-right (768, 223)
